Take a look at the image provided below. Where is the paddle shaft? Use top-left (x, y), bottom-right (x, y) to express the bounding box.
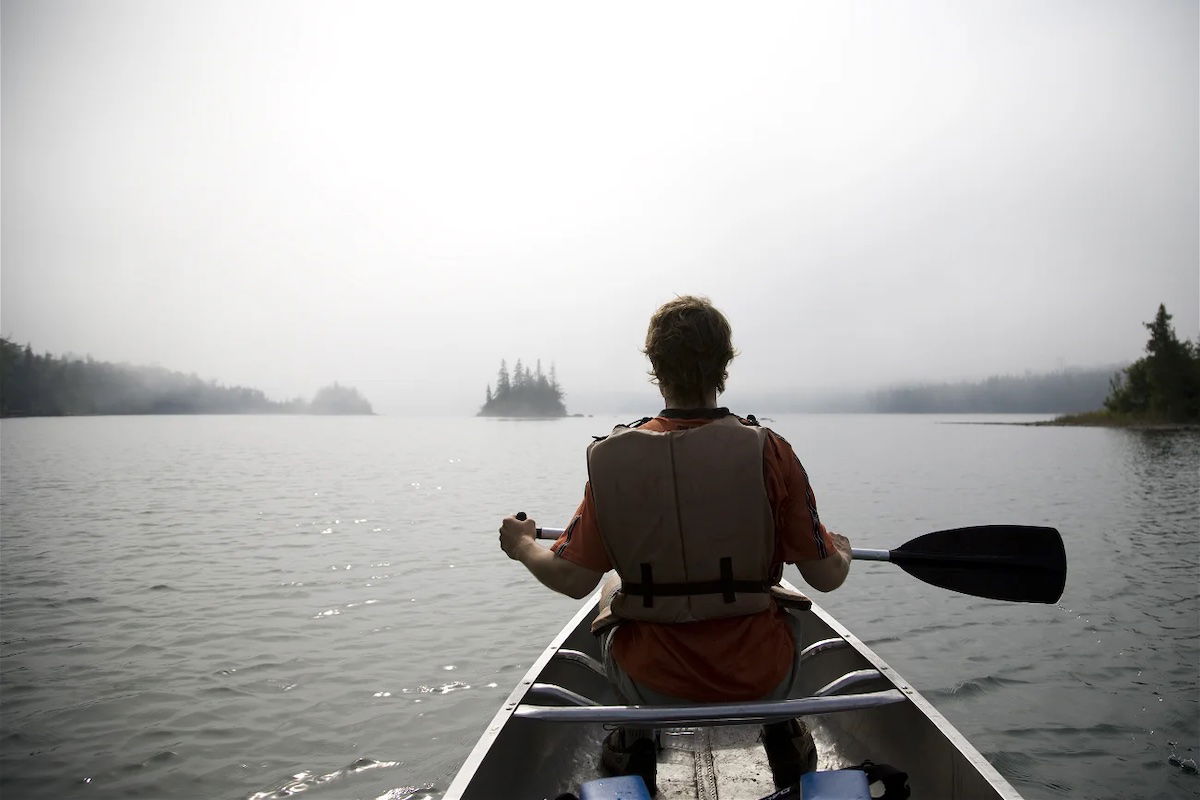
top-left (534, 530), bottom-right (926, 567)
top-left (537, 532), bottom-right (964, 568)
top-left (537, 525), bottom-right (887, 562)
top-left (519, 519), bottom-right (1066, 603)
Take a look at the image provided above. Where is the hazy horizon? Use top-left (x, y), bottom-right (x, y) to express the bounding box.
top-left (0, 334), bottom-right (1130, 416)
top-left (4, 1), bottom-right (1197, 416)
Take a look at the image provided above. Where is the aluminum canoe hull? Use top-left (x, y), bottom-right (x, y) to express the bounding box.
top-left (445, 588), bottom-right (1023, 799)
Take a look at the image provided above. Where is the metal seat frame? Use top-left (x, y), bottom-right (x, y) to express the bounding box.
top-left (516, 637), bottom-right (904, 727)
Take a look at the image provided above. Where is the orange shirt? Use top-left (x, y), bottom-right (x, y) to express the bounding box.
top-left (551, 410), bottom-right (837, 702)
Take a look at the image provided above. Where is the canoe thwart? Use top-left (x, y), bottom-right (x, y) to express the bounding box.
top-left (514, 688), bottom-right (908, 726)
top-left (551, 648), bottom-right (607, 677)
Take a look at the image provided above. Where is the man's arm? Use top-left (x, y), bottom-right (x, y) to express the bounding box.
top-left (796, 531), bottom-right (852, 592)
top-left (499, 515), bottom-right (604, 599)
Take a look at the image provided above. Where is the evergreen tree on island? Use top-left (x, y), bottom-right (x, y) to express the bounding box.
top-left (478, 358), bottom-right (567, 417)
top-left (1103, 304), bottom-right (1200, 422)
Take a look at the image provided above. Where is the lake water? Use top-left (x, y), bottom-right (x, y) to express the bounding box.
top-left (1, 414), bottom-right (1196, 800)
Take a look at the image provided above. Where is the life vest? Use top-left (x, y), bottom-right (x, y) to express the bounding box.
top-left (586, 414), bottom-right (780, 625)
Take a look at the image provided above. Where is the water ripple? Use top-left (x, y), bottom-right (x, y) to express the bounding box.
top-left (247, 757), bottom-right (403, 800)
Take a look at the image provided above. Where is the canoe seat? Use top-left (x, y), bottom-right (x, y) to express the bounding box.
top-left (551, 636), bottom-right (853, 681)
top-left (517, 666), bottom-right (904, 727)
top-left (526, 601), bottom-right (901, 727)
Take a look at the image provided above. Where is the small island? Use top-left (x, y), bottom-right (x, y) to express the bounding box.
top-left (1047, 304), bottom-right (1199, 429)
top-left (307, 382), bottom-right (374, 415)
top-left (0, 339), bottom-right (374, 417)
top-left (478, 359), bottom-right (567, 417)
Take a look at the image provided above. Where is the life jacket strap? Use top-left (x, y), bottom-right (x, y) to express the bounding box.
top-left (623, 560), bottom-right (772, 606)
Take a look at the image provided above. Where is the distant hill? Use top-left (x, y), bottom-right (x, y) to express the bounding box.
top-left (479, 358), bottom-right (566, 417)
top-left (735, 366), bottom-right (1123, 415)
top-left (0, 339), bottom-right (373, 417)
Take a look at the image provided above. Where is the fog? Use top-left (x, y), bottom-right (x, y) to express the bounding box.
top-left (3, 0), bottom-right (1196, 415)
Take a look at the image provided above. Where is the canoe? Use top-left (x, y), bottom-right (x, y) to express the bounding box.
top-left (444, 582), bottom-right (1025, 800)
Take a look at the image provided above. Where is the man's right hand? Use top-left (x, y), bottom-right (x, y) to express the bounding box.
top-left (828, 531), bottom-right (852, 563)
top-left (798, 529), bottom-right (852, 593)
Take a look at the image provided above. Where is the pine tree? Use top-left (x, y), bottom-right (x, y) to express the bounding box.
top-left (496, 360), bottom-right (511, 398)
top-left (478, 356), bottom-right (567, 417)
top-left (1105, 304), bottom-right (1200, 422)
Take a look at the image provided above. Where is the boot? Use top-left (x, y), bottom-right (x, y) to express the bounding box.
top-left (761, 718), bottom-right (818, 789)
top-left (600, 728), bottom-right (658, 796)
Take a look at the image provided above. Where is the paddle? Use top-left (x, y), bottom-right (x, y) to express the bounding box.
top-left (850, 525), bottom-right (1066, 604)
top-left (525, 518), bottom-right (1066, 604)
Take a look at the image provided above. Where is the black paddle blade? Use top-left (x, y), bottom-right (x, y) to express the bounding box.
top-left (890, 525), bottom-right (1066, 604)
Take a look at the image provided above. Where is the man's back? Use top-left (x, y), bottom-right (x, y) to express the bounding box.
top-left (552, 410), bottom-right (837, 702)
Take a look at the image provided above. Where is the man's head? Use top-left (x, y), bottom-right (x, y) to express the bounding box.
top-left (643, 295), bottom-right (736, 404)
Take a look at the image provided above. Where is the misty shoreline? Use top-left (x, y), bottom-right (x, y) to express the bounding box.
top-left (941, 419), bottom-right (1200, 432)
top-left (0, 340), bottom-right (375, 418)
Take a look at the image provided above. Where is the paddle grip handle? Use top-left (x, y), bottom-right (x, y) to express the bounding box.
top-left (516, 511), bottom-right (560, 540)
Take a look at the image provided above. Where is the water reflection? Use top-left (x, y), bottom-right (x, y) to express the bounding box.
top-left (1120, 429), bottom-right (1200, 509)
top-left (246, 758), bottom-right (403, 800)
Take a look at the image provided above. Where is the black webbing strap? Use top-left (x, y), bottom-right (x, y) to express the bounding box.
top-left (621, 580), bottom-right (772, 598)
top-left (592, 416), bottom-right (653, 442)
top-left (720, 557), bottom-right (735, 603)
top-left (624, 558), bottom-right (771, 605)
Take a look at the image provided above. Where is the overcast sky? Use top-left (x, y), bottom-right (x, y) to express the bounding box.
top-left (3, 0), bottom-right (1196, 414)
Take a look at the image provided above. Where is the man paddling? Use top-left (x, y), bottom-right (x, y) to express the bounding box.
top-left (498, 295), bottom-right (853, 794)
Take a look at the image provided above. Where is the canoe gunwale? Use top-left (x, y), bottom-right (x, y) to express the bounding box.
top-left (441, 592), bottom-right (602, 799)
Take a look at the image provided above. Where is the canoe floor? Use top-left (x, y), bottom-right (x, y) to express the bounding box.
top-left (663, 721), bottom-right (832, 799)
top-left (554, 716), bottom-right (871, 800)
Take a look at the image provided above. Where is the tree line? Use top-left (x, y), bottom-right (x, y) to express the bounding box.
top-left (864, 367), bottom-right (1117, 414)
top-left (0, 339), bottom-right (373, 417)
top-left (479, 358), bottom-right (566, 417)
